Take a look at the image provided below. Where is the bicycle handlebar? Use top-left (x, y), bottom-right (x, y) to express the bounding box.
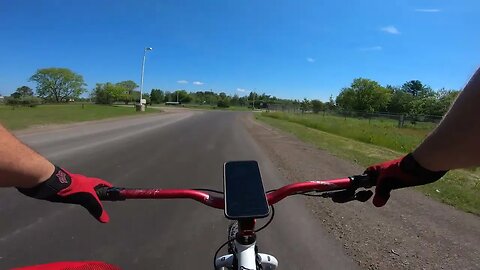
top-left (96, 175), bottom-right (375, 208)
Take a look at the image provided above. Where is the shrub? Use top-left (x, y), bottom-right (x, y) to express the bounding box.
top-left (6, 96), bottom-right (43, 107)
top-left (217, 99), bottom-right (230, 108)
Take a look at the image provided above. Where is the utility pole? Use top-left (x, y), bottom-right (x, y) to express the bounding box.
top-left (139, 47), bottom-right (153, 111)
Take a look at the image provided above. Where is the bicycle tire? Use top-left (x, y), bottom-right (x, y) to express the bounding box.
top-left (228, 221), bottom-right (238, 252)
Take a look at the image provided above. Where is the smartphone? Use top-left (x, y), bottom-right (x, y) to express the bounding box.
top-left (223, 160), bottom-right (270, 219)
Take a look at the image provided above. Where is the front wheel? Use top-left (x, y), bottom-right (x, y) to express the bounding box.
top-left (228, 221), bottom-right (238, 253)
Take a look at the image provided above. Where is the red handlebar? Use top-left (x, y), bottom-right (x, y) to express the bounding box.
top-left (97, 176), bottom-right (371, 209)
top-left (119, 189), bottom-right (224, 209)
top-left (266, 178), bottom-right (352, 205)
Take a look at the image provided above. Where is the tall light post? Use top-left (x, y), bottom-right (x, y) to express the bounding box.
top-left (139, 47), bottom-right (153, 111)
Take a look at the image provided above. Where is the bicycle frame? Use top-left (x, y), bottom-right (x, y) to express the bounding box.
top-left (215, 240), bottom-right (278, 270)
top-left (97, 175), bottom-right (373, 270)
top-left (215, 219), bottom-right (278, 270)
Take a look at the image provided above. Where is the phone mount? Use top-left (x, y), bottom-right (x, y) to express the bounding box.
top-left (223, 161), bottom-right (270, 220)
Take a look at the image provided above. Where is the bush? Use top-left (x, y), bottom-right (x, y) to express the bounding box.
top-left (6, 96), bottom-right (43, 107)
top-left (217, 99), bottom-right (230, 108)
top-left (311, 100), bottom-right (325, 113)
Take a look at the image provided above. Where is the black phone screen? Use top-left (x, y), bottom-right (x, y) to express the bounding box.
top-left (224, 161), bottom-right (269, 219)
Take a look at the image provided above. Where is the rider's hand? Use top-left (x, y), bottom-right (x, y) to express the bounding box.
top-left (17, 166), bottom-right (112, 223)
top-left (364, 153), bottom-right (447, 207)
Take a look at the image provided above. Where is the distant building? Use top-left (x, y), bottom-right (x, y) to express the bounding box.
top-left (0, 95), bottom-right (4, 103)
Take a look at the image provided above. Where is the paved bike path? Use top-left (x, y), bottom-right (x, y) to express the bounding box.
top-left (0, 110), bottom-right (357, 269)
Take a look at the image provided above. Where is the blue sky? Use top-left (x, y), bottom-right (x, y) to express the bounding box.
top-left (1, 0), bottom-right (479, 101)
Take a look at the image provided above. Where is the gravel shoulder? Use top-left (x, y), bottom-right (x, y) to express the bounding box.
top-left (244, 114), bottom-right (480, 270)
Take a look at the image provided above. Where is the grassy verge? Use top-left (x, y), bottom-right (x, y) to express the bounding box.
top-left (262, 112), bottom-right (436, 153)
top-left (256, 114), bottom-right (480, 215)
top-left (0, 104), bottom-right (157, 130)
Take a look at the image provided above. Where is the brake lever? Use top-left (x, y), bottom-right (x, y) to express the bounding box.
top-left (322, 189), bottom-right (373, 203)
top-left (96, 187), bottom-right (126, 201)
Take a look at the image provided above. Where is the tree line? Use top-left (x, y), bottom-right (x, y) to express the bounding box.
top-left (334, 78), bottom-right (459, 116)
top-left (3, 67), bottom-right (460, 117)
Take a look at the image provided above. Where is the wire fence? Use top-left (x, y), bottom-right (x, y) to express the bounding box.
top-left (267, 104), bottom-right (444, 128)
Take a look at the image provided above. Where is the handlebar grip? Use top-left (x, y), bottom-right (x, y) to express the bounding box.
top-left (96, 187), bottom-right (126, 201)
top-left (350, 174), bottom-right (376, 189)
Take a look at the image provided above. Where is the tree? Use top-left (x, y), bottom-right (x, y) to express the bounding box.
top-left (247, 92), bottom-right (264, 108)
top-left (436, 89), bottom-right (459, 115)
top-left (300, 98), bottom-right (311, 113)
top-left (10, 92), bottom-right (22, 99)
top-left (230, 94), bottom-right (240, 106)
top-left (131, 90), bottom-right (141, 103)
top-left (401, 80), bottom-right (434, 98)
top-left (219, 92), bottom-right (228, 99)
top-left (325, 95), bottom-right (336, 110)
top-left (150, 89), bottom-right (164, 104)
top-left (166, 90), bottom-right (192, 103)
top-left (336, 78), bottom-right (391, 112)
top-left (116, 80), bottom-right (138, 93)
top-left (336, 87), bottom-right (356, 111)
top-left (238, 96), bottom-right (247, 107)
top-left (409, 96), bottom-right (439, 116)
top-left (14, 86), bottom-right (34, 97)
top-left (248, 92), bottom-right (258, 102)
top-left (115, 80), bottom-right (138, 104)
top-left (163, 91), bottom-right (172, 102)
top-left (30, 68), bottom-right (86, 102)
top-left (387, 86), bottom-right (414, 114)
top-left (408, 89), bottom-right (460, 116)
top-left (92, 83), bottom-right (125, 104)
top-left (189, 91), bottom-right (218, 105)
top-left (177, 90), bottom-right (192, 103)
top-left (311, 100), bottom-right (325, 113)
top-left (217, 92), bottom-right (230, 108)
top-left (217, 99), bottom-right (230, 108)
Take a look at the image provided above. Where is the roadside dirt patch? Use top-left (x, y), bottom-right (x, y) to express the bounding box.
top-left (244, 115), bottom-right (480, 270)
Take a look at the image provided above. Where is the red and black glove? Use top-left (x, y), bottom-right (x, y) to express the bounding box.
top-left (364, 153), bottom-right (447, 207)
top-left (17, 166), bottom-right (112, 223)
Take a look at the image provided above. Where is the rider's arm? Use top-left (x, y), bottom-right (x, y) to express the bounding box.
top-left (0, 123), bottom-right (111, 222)
top-left (0, 124), bottom-right (54, 188)
top-left (365, 67), bottom-right (480, 207)
top-left (413, 67), bottom-right (480, 171)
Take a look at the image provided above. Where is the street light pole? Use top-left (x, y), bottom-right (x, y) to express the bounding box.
top-left (140, 47), bottom-right (153, 109)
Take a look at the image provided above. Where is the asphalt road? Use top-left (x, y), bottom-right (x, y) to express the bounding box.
top-left (0, 110), bottom-right (358, 269)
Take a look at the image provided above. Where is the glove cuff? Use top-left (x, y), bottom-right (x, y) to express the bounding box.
top-left (17, 166), bottom-right (71, 199)
top-left (400, 153), bottom-right (448, 184)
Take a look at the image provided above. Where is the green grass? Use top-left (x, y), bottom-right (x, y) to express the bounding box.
top-left (262, 112), bottom-right (436, 153)
top-left (256, 114), bottom-right (480, 215)
top-left (0, 104), bottom-right (157, 130)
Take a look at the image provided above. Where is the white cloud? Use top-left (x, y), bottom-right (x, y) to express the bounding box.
top-left (236, 88), bottom-right (246, 92)
top-left (359, 46), bottom-right (383, 51)
top-left (177, 80), bottom-right (188, 84)
top-left (192, 81), bottom-right (204, 85)
top-left (306, 57), bottom-right (315, 63)
top-left (415, 8), bottom-right (441, 13)
top-left (380, 26), bottom-right (400, 35)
